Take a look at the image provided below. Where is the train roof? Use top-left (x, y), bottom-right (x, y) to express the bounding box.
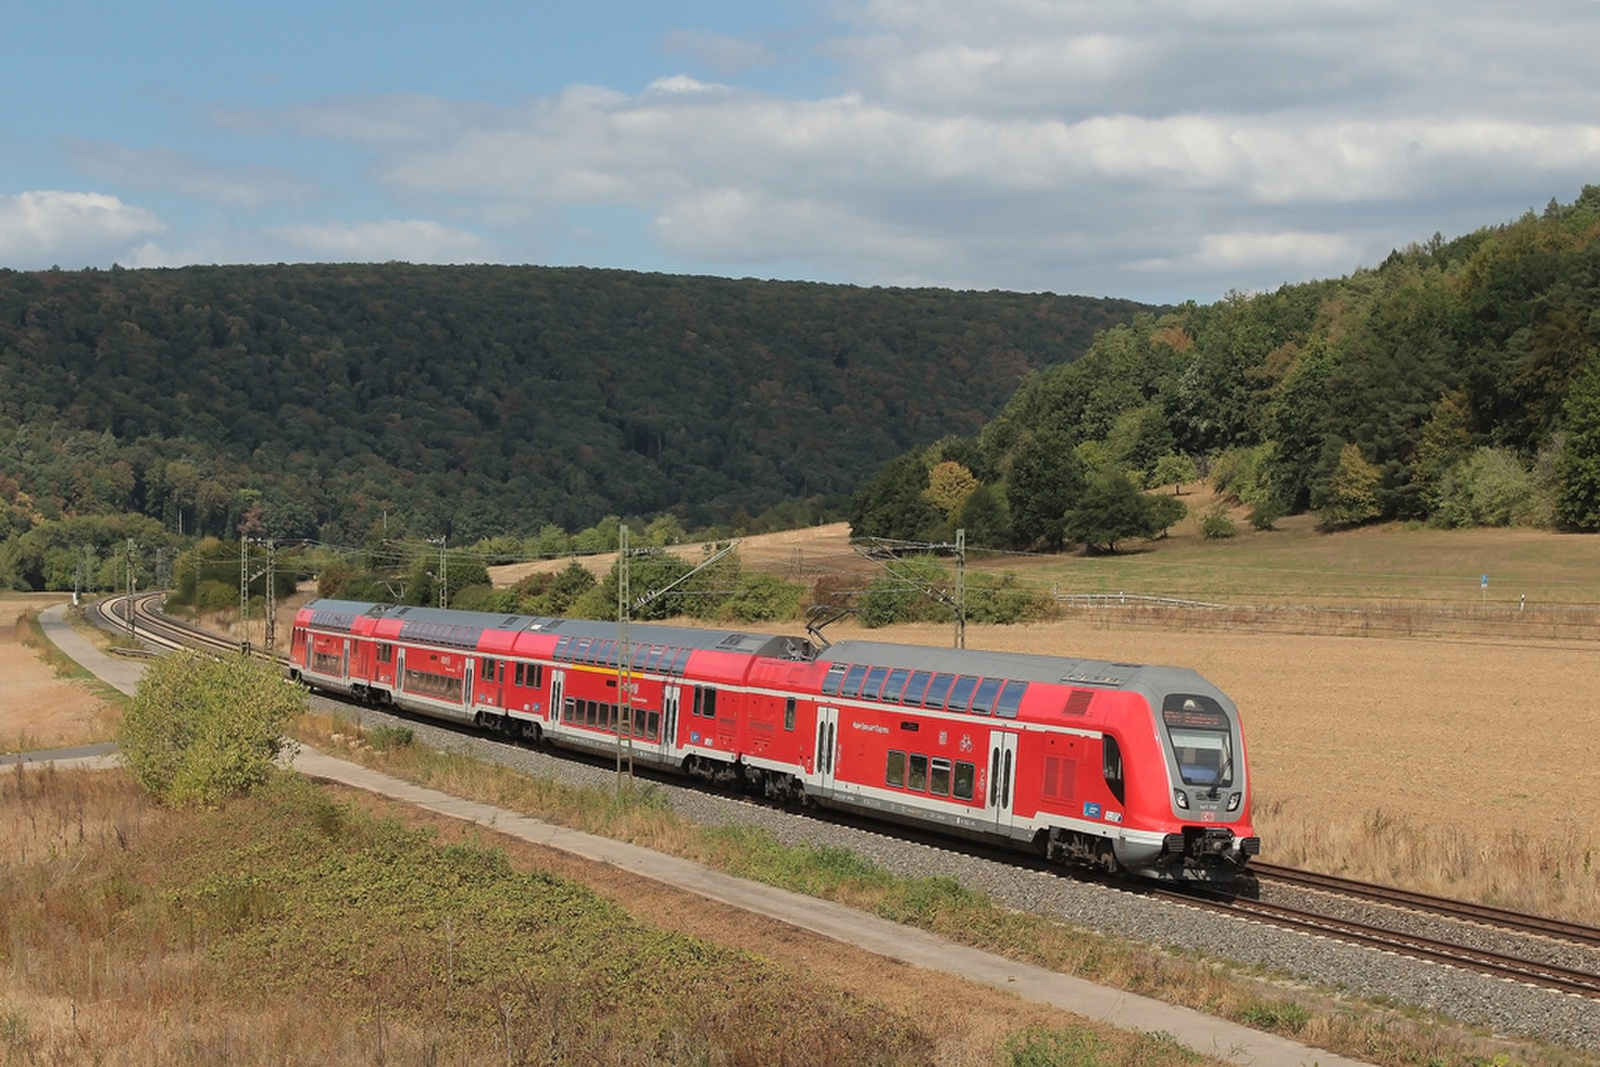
top-left (299, 599), bottom-right (811, 660)
top-left (818, 639), bottom-right (1212, 692)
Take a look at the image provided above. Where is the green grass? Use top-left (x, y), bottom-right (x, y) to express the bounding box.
top-left (973, 515), bottom-right (1600, 606)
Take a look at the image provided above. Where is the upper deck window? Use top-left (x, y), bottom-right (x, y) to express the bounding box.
top-left (995, 680), bottom-right (1027, 719)
top-left (969, 677), bottom-right (1002, 715)
top-left (900, 671), bottom-right (932, 705)
top-left (839, 664), bottom-right (869, 698)
top-left (821, 663), bottom-right (847, 696)
top-left (922, 673), bottom-right (956, 709)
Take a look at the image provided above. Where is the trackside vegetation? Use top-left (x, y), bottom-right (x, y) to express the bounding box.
top-left (118, 649), bottom-right (304, 806)
top-left (0, 771), bottom-right (966, 1064)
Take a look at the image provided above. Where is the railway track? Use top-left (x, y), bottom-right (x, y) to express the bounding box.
top-left (102, 592), bottom-right (1600, 1001)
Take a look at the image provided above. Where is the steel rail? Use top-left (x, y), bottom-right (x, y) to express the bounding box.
top-left (1250, 861), bottom-right (1600, 949)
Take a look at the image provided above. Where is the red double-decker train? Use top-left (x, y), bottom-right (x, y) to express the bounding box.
top-left (290, 599), bottom-right (1258, 880)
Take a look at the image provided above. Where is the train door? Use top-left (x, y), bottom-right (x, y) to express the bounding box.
top-left (988, 730), bottom-right (1018, 831)
top-left (341, 639), bottom-right (350, 682)
top-left (550, 669), bottom-right (566, 733)
top-left (396, 648), bottom-right (406, 692)
top-left (660, 684), bottom-right (682, 759)
top-left (464, 659), bottom-right (475, 710)
top-left (813, 706), bottom-right (840, 793)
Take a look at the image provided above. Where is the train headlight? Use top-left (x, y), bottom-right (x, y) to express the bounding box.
top-left (1227, 792), bottom-right (1241, 812)
top-left (1174, 789), bottom-right (1189, 810)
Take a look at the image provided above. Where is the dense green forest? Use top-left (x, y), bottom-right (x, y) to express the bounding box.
top-left (0, 264), bottom-right (1146, 553)
top-left (851, 186), bottom-right (1600, 547)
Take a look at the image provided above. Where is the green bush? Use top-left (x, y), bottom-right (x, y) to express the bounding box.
top-left (1248, 499), bottom-right (1286, 530)
top-left (1199, 502), bottom-right (1236, 539)
top-left (118, 650), bottom-right (304, 806)
top-left (1434, 447), bottom-right (1551, 527)
top-left (967, 571), bottom-right (1053, 623)
top-left (718, 573), bottom-right (803, 622)
top-left (859, 555), bottom-right (953, 627)
top-left (366, 724), bottom-right (414, 751)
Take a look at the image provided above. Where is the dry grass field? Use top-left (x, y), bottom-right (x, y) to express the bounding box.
top-left (491, 513), bottom-right (1600, 917)
top-left (0, 595), bottom-right (118, 753)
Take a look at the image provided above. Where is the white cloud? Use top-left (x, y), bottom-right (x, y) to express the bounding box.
top-left (662, 30), bottom-right (775, 76)
top-left (37, 0), bottom-right (1600, 298)
top-left (0, 191), bottom-right (166, 269)
top-left (67, 141), bottom-right (317, 211)
top-left (263, 219), bottom-right (488, 263)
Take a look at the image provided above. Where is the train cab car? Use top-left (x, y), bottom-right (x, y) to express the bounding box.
top-left (792, 641), bottom-right (1257, 880)
top-left (289, 600), bottom-right (1258, 881)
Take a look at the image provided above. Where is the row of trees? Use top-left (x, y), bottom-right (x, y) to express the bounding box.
top-left (853, 185), bottom-right (1600, 546)
top-left (0, 263), bottom-right (1146, 547)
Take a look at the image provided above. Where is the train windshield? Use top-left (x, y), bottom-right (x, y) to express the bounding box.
top-left (1161, 694), bottom-right (1235, 788)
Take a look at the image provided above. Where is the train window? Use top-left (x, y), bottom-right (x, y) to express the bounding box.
top-left (498, 660), bottom-right (506, 683)
top-left (930, 758), bottom-right (951, 797)
top-left (839, 665), bottom-right (869, 698)
top-left (922, 673), bottom-right (956, 709)
top-left (532, 664), bottom-right (544, 689)
top-left (647, 711), bottom-right (660, 740)
top-left (603, 640), bottom-right (620, 666)
top-left (820, 664), bottom-right (847, 696)
top-left (881, 668), bottom-right (910, 702)
top-left (885, 750), bottom-right (906, 787)
top-left (908, 754), bottom-right (929, 792)
top-left (784, 698), bottom-right (796, 731)
top-left (515, 662), bottom-right (524, 687)
top-left (377, 643), bottom-right (394, 664)
top-left (478, 658), bottom-right (494, 682)
top-left (554, 636), bottom-right (572, 660)
top-left (563, 698), bottom-right (576, 723)
top-left (860, 667), bottom-right (890, 700)
top-left (1102, 735), bottom-right (1126, 804)
top-left (953, 761), bottom-right (976, 800)
top-left (969, 677), bottom-right (1002, 715)
top-left (645, 646), bottom-right (666, 671)
top-left (702, 687), bottom-right (718, 718)
top-left (900, 671), bottom-right (932, 705)
top-left (573, 637), bottom-right (592, 662)
top-left (996, 680), bottom-right (1027, 719)
top-left (632, 645), bottom-right (650, 669)
top-left (946, 675), bottom-right (980, 712)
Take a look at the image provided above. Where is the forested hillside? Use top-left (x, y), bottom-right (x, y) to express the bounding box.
top-left (0, 264), bottom-right (1147, 545)
top-left (851, 186), bottom-right (1600, 548)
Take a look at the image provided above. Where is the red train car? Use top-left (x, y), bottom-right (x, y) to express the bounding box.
top-left (290, 599), bottom-right (1258, 880)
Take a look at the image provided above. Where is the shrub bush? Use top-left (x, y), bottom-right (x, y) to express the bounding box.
top-left (1199, 502), bottom-right (1237, 539)
top-left (118, 649), bottom-right (304, 806)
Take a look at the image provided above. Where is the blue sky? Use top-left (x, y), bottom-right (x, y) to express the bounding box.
top-left (5, 0), bottom-right (1600, 303)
